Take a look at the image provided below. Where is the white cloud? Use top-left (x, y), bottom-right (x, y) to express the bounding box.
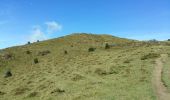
top-left (29, 26), bottom-right (46, 42)
top-left (28, 21), bottom-right (62, 42)
top-left (45, 21), bottom-right (62, 34)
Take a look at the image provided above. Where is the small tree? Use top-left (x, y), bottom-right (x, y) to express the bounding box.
top-left (27, 41), bottom-right (31, 44)
top-left (4, 70), bottom-right (12, 78)
top-left (26, 50), bottom-right (31, 54)
top-left (34, 58), bottom-right (39, 64)
top-left (105, 43), bottom-right (110, 49)
top-left (88, 48), bottom-right (96, 52)
top-left (64, 50), bottom-right (68, 54)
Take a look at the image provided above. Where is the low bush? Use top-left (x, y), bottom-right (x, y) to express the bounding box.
top-left (141, 53), bottom-right (160, 60)
top-left (2, 53), bottom-right (13, 60)
top-left (123, 59), bottom-right (132, 63)
top-left (64, 50), bottom-right (68, 54)
top-left (27, 92), bottom-right (38, 97)
top-left (13, 87), bottom-right (29, 95)
top-left (95, 68), bottom-right (107, 75)
top-left (105, 43), bottom-right (110, 49)
top-left (51, 88), bottom-right (65, 94)
top-left (26, 50), bottom-right (31, 54)
top-left (27, 41), bottom-right (31, 44)
top-left (34, 58), bottom-right (39, 64)
top-left (4, 70), bottom-right (12, 78)
top-left (88, 47), bottom-right (96, 52)
top-left (38, 50), bottom-right (50, 56)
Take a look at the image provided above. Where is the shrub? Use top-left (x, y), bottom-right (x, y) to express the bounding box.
top-left (38, 50), bottom-right (50, 56)
top-left (34, 58), bottom-right (39, 64)
top-left (4, 70), bottom-right (12, 78)
top-left (141, 53), bottom-right (160, 60)
top-left (27, 92), bottom-right (38, 97)
top-left (123, 59), bottom-right (131, 63)
top-left (64, 50), bottom-right (68, 54)
top-left (88, 47), bottom-right (96, 52)
top-left (14, 87), bottom-right (30, 95)
top-left (2, 53), bottom-right (13, 60)
top-left (51, 88), bottom-right (65, 94)
top-left (27, 41), bottom-right (31, 44)
top-left (95, 68), bottom-right (107, 75)
top-left (148, 39), bottom-right (159, 44)
top-left (71, 74), bottom-right (84, 81)
top-left (26, 50), bottom-right (31, 54)
top-left (105, 43), bottom-right (110, 49)
top-left (0, 91), bottom-right (6, 95)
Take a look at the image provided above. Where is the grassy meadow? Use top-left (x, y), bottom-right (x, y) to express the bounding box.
top-left (0, 33), bottom-right (170, 100)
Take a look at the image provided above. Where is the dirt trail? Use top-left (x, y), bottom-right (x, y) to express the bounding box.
top-left (153, 54), bottom-right (170, 100)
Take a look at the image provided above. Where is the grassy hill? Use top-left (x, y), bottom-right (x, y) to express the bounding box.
top-left (0, 33), bottom-right (170, 100)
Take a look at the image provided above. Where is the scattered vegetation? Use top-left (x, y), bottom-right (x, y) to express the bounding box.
top-left (51, 88), bottom-right (65, 94)
top-left (162, 57), bottom-right (170, 92)
top-left (105, 43), bottom-right (110, 49)
top-left (27, 41), bottom-right (31, 44)
top-left (13, 87), bottom-right (30, 95)
top-left (71, 73), bottom-right (84, 81)
top-left (124, 59), bottom-right (131, 63)
top-left (26, 50), bottom-right (31, 54)
top-left (34, 58), bottom-right (39, 64)
top-left (27, 92), bottom-right (38, 97)
top-left (0, 33), bottom-right (166, 100)
top-left (38, 50), bottom-right (50, 56)
top-left (0, 91), bottom-right (6, 95)
top-left (88, 47), bottom-right (96, 52)
top-left (2, 53), bottom-right (13, 60)
top-left (64, 50), bottom-right (68, 54)
top-left (4, 69), bottom-right (12, 78)
top-left (141, 53), bottom-right (160, 60)
top-left (94, 68), bottom-right (107, 75)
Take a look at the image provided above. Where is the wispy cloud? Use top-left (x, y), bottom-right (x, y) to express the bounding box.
top-left (28, 21), bottom-right (63, 42)
top-left (29, 26), bottom-right (46, 42)
top-left (45, 21), bottom-right (62, 34)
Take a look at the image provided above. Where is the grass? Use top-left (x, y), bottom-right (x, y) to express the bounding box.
top-left (0, 33), bottom-right (167, 100)
top-left (162, 56), bottom-right (170, 92)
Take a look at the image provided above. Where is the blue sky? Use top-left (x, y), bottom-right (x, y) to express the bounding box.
top-left (0, 0), bottom-right (170, 49)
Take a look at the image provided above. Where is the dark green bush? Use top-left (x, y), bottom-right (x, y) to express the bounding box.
top-left (27, 41), bottom-right (31, 44)
top-left (38, 50), bottom-right (50, 56)
top-left (105, 43), bottom-right (110, 49)
top-left (26, 50), bottom-right (31, 54)
top-left (34, 58), bottom-right (39, 64)
top-left (88, 47), bottom-right (96, 52)
top-left (64, 50), bottom-right (68, 54)
top-left (51, 88), bottom-right (65, 94)
top-left (4, 70), bottom-right (12, 78)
